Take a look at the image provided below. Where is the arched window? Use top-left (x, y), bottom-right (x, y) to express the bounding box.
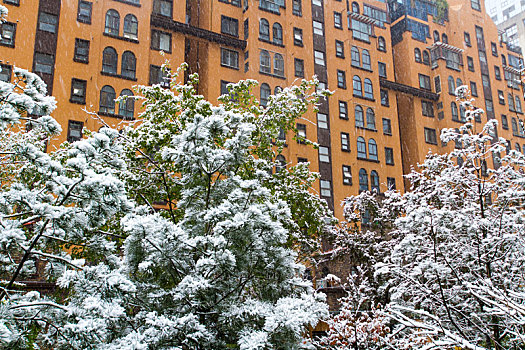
top-left (260, 50), bottom-right (271, 73)
top-left (105, 9), bottom-right (120, 35)
top-left (515, 96), bottom-right (522, 112)
top-left (509, 93), bottom-right (515, 111)
top-left (451, 102), bottom-right (459, 121)
top-left (516, 143), bottom-right (522, 153)
top-left (357, 137), bottom-right (367, 158)
top-left (456, 78), bottom-right (463, 87)
top-left (118, 89), bottom-right (134, 119)
top-left (377, 36), bottom-right (386, 51)
top-left (355, 105), bottom-right (364, 127)
top-left (414, 48), bottom-right (421, 63)
top-left (351, 46), bottom-right (360, 66)
top-left (272, 23), bottom-right (283, 45)
top-left (370, 170), bottom-right (379, 192)
top-left (123, 14), bottom-right (138, 39)
top-left (502, 54), bottom-right (507, 66)
top-left (366, 108), bottom-right (375, 129)
top-left (364, 78), bottom-right (373, 99)
top-left (362, 49), bottom-right (371, 70)
top-left (353, 75), bottom-right (362, 97)
top-left (121, 51), bottom-right (136, 79)
top-left (512, 118), bottom-right (519, 134)
top-left (422, 50), bottom-right (430, 65)
top-left (259, 19), bottom-right (270, 40)
top-left (368, 139), bottom-right (378, 161)
top-left (100, 85), bottom-right (116, 114)
top-left (274, 86), bottom-right (282, 94)
top-left (260, 83), bottom-right (271, 107)
top-left (359, 168), bottom-right (368, 192)
top-left (275, 155), bottom-right (286, 173)
top-left (448, 76), bottom-right (455, 94)
top-left (433, 30), bottom-right (440, 42)
top-left (352, 1), bottom-right (359, 13)
top-left (442, 33), bottom-right (448, 44)
top-left (274, 53), bottom-right (284, 76)
top-left (102, 47), bottom-right (118, 74)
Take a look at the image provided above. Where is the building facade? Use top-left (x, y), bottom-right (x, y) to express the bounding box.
top-left (0, 0), bottom-right (524, 224)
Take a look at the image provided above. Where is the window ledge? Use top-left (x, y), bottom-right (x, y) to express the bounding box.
top-left (103, 32), bottom-right (139, 44)
top-left (353, 94), bottom-right (375, 102)
top-left (0, 42), bottom-right (14, 48)
top-left (258, 37), bottom-right (285, 48)
top-left (69, 99), bottom-right (86, 105)
top-left (294, 42), bottom-right (304, 47)
top-left (351, 64), bottom-right (373, 73)
top-left (112, 0), bottom-right (141, 7)
top-left (3, 1), bottom-right (20, 7)
top-left (101, 71), bottom-right (138, 81)
top-left (341, 148), bottom-right (350, 153)
top-left (77, 18), bottom-right (92, 25)
top-left (259, 6), bottom-right (281, 15)
top-left (357, 156), bottom-right (380, 163)
top-left (98, 111), bottom-right (135, 120)
top-left (383, 132), bottom-right (392, 136)
top-left (73, 58), bottom-right (89, 64)
top-left (220, 63), bottom-right (240, 71)
top-left (259, 70), bottom-right (286, 80)
top-left (386, 162), bottom-right (395, 166)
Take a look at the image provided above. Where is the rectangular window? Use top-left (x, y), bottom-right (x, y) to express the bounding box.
top-left (312, 0), bottom-right (322, 6)
top-left (378, 62), bottom-right (387, 78)
top-left (434, 76), bottom-right (441, 93)
top-left (380, 89), bottom-right (389, 106)
top-left (317, 112), bottom-right (328, 129)
top-left (498, 90), bottom-right (505, 105)
top-left (314, 50), bottom-right (325, 66)
top-left (0, 22), bottom-right (16, 47)
top-left (293, 27), bottom-right (303, 46)
top-left (491, 42), bottom-right (498, 56)
top-left (33, 53), bottom-right (54, 74)
top-left (337, 70), bottom-right (346, 89)
top-left (464, 32), bottom-right (471, 46)
top-left (424, 127), bottom-right (437, 144)
top-left (70, 78), bottom-right (87, 104)
top-left (298, 157), bottom-right (308, 163)
top-left (151, 30), bottom-right (171, 52)
top-left (153, 0), bottom-right (173, 17)
top-left (293, 58), bottom-right (304, 78)
top-left (67, 120), bottom-right (84, 143)
top-left (335, 40), bottom-right (344, 58)
top-left (293, 0), bottom-right (302, 16)
top-left (387, 177), bottom-right (396, 190)
top-left (77, 1), bottom-right (92, 24)
top-left (339, 101), bottom-right (348, 119)
top-left (494, 66), bottom-right (501, 80)
top-left (149, 65), bottom-right (170, 87)
top-left (471, 0), bottom-right (481, 11)
top-left (501, 115), bottom-right (509, 129)
top-left (385, 147), bottom-right (394, 165)
top-left (342, 165), bottom-right (352, 185)
top-left (382, 118), bottom-right (392, 135)
top-left (0, 64), bottom-right (12, 82)
top-left (319, 146), bottom-right (330, 163)
top-left (320, 179), bottom-right (331, 197)
top-left (244, 19), bottom-right (249, 40)
top-left (219, 0), bottom-right (241, 6)
top-left (467, 56), bottom-right (474, 71)
top-left (421, 100), bottom-right (434, 117)
top-left (38, 12), bottom-right (58, 33)
top-left (74, 38), bottom-right (90, 63)
top-left (297, 123), bottom-right (306, 143)
top-left (221, 48), bottom-right (239, 69)
top-left (334, 12), bottom-right (342, 29)
top-left (419, 74), bottom-right (431, 91)
top-left (351, 19), bottom-right (372, 42)
top-left (470, 81), bottom-right (478, 96)
top-left (3, 0), bottom-right (20, 4)
top-left (221, 16), bottom-right (239, 37)
top-left (313, 20), bottom-right (324, 36)
top-left (341, 132), bottom-right (350, 151)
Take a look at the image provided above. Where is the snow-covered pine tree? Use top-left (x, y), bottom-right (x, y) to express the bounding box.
top-left (339, 86), bottom-right (524, 349)
top-left (1, 59), bottom-right (331, 349)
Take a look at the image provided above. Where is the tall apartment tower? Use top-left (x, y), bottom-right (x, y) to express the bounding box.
top-left (0, 0), bottom-right (406, 221)
top-left (385, 0), bottom-right (525, 191)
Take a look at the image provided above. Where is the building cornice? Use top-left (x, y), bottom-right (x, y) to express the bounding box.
top-left (380, 78), bottom-right (440, 101)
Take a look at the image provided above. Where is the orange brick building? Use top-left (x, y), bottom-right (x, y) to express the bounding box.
top-left (0, 0), bottom-right (523, 223)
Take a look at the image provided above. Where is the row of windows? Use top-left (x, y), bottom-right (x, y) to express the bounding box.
top-left (318, 169), bottom-right (395, 198)
top-left (102, 47), bottom-right (137, 80)
top-left (259, 19), bottom-right (283, 45)
top-left (104, 10), bottom-right (138, 40)
top-left (260, 50), bottom-right (284, 77)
